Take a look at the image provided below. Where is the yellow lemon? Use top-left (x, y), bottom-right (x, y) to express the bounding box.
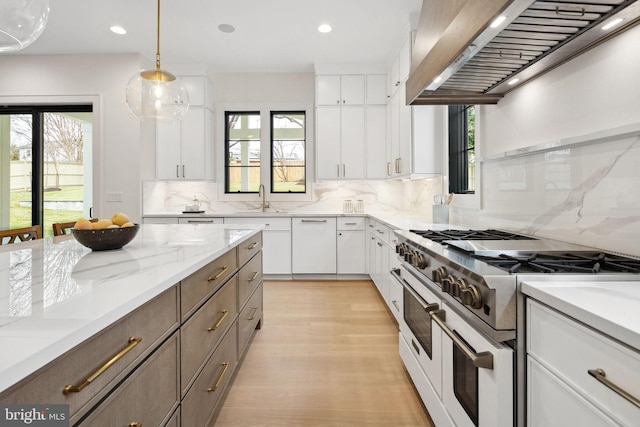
top-left (111, 212), bottom-right (130, 226)
top-left (92, 219), bottom-right (113, 229)
top-left (107, 224), bottom-right (120, 228)
top-left (121, 222), bottom-right (135, 228)
top-left (74, 219), bottom-right (93, 230)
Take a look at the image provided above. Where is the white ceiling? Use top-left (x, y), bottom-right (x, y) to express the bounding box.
top-left (13, 0), bottom-right (422, 73)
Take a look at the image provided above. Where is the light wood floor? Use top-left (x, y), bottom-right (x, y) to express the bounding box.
top-left (214, 280), bottom-right (434, 427)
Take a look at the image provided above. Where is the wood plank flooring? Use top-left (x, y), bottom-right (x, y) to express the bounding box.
top-left (214, 280), bottom-right (434, 427)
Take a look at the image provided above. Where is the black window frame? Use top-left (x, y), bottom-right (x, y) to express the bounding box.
top-left (224, 110), bottom-right (261, 194)
top-left (270, 110), bottom-right (306, 194)
top-left (448, 104), bottom-right (475, 194)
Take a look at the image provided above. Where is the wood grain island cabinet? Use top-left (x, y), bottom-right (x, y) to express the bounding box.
top-left (0, 226), bottom-right (263, 427)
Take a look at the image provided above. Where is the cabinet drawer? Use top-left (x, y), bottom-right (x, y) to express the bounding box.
top-left (238, 252), bottom-right (262, 308)
top-left (181, 277), bottom-right (238, 396)
top-left (182, 324), bottom-right (238, 427)
top-left (0, 286), bottom-right (179, 423)
top-left (527, 300), bottom-right (640, 426)
top-left (78, 333), bottom-right (179, 426)
top-left (338, 216), bottom-right (365, 230)
top-left (238, 283), bottom-right (263, 357)
top-left (237, 232), bottom-right (262, 266)
top-left (368, 220), bottom-right (390, 244)
top-left (225, 216), bottom-right (291, 231)
top-left (178, 217), bottom-right (223, 225)
top-left (181, 248), bottom-right (237, 320)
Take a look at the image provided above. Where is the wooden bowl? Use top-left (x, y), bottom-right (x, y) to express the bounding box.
top-left (72, 224), bottom-right (139, 251)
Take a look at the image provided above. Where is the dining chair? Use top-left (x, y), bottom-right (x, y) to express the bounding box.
top-left (52, 219), bottom-right (97, 236)
top-left (0, 225), bottom-right (42, 245)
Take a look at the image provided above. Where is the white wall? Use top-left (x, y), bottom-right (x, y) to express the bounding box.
top-left (0, 54), bottom-right (149, 222)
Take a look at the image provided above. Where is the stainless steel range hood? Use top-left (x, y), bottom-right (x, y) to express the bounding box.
top-left (407, 0), bottom-right (640, 105)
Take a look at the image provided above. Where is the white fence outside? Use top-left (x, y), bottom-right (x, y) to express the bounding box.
top-left (10, 161), bottom-right (84, 191)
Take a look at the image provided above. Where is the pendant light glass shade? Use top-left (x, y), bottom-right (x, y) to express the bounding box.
top-left (0, 0), bottom-right (50, 52)
top-left (125, 0), bottom-right (189, 121)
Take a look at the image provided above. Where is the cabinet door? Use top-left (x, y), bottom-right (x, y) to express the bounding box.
top-left (398, 33), bottom-right (412, 83)
top-left (340, 75), bottom-right (365, 105)
top-left (337, 230), bottom-right (366, 274)
top-left (317, 75), bottom-right (341, 105)
top-left (316, 106), bottom-right (342, 179)
top-left (389, 90), bottom-right (400, 176)
top-left (291, 217), bottom-right (337, 274)
top-left (397, 84), bottom-right (412, 176)
top-left (413, 105), bottom-right (445, 175)
top-left (181, 108), bottom-right (206, 179)
top-left (263, 231), bottom-right (291, 274)
top-left (366, 74), bottom-right (388, 105)
top-left (156, 121), bottom-right (182, 179)
top-left (340, 106), bottom-right (365, 179)
top-left (366, 105), bottom-right (387, 179)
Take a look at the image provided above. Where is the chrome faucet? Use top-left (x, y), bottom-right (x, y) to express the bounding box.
top-left (258, 184), bottom-right (268, 211)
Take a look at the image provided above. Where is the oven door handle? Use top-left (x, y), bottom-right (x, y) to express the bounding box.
top-left (431, 309), bottom-right (494, 370)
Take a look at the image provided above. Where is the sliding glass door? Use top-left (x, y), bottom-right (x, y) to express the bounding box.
top-left (0, 105), bottom-right (93, 237)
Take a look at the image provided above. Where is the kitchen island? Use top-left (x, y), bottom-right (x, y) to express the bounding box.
top-left (0, 223), bottom-right (264, 426)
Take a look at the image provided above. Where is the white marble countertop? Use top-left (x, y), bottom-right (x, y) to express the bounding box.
top-left (521, 280), bottom-right (640, 352)
top-left (0, 223), bottom-right (262, 393)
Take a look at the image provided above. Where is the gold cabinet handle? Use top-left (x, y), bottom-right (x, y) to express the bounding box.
top-left (63, 336), bottom-right (142, 394)
top-left (207, 362), bottom-right (230, 392)
top-left (588, 368), bottom-right (640, 408)
top-left (248, 271), bottom-right (259, 282)
top-left (129, 423), bottom-right (142, 427)
top-left (207, 266), bottom-right (228, 281)
top-left (248, 242), bottom-right (258, 249)
top-left (207, 310), bottom-right (229, 332)
top-left (430, 310), bottom-right (494, 370)
top-left (248, 307), bottom-right (259, 321)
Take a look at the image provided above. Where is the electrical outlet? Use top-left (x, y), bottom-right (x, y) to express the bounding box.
top-left (106, 192), bottom-right (123, 202)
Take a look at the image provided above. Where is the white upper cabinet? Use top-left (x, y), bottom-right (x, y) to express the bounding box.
top-left (388, 32), bottom-right (412, 98)
top-left (366, 75), bottom-right (387, 105)
top-left (317, 75), bottom-right (365, 105)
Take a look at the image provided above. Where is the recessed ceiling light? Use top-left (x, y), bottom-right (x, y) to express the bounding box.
top-left (109, 25), bottom-right (127, 35)
top-left (317, 24), bottom-right (332, 34)
top-left (602, 18), bottom-right (624, 30)
top-left (508, 78), bottom-right (520, 85)
top-left (490, 16), bottom-right (507, 28)
top-left (218, 24), bottom-right (236, 33)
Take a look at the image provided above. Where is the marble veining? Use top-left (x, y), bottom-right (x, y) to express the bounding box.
top-left (0, 224), bottom-right (262, 393)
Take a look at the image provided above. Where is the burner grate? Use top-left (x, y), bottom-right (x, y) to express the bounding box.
top-left (476, 252), bottom-right (640, 274)
top-left (410, 229), bottom-right (536, 243)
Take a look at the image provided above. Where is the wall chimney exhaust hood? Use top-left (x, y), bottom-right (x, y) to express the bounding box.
top-left (406, 0), bottom-right (640, 105)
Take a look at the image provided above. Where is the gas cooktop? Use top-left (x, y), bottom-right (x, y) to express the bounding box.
top-left (408, 228), bottom-right (536, 243)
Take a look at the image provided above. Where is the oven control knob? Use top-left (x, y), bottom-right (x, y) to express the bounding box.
top-left (396, 243), bottom-right (408, 256)
top-left (460, 284), bottom-right (483, 309)
top-left (414, 253), bottom-right (428, 269)
top-left (432, 267), bottom-right (447, 284)
top-left (441, 275), bottom-right (455, 293)
top-left (452, 278), bottom-right (468, 298)
top-left (404, 250), bottom-right (414, 263)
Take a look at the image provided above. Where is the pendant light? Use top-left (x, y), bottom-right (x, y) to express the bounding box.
top-left (126, 0), bottom-right (189, 121)
top-left (0, 0), bottom-right (50, 52)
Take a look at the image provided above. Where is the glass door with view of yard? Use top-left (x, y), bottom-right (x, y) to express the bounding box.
top-left (0, 106), bottom-right (93, 238)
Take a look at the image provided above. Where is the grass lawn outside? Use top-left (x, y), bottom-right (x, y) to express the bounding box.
top-left (9, 186), bottom-right (87, 237)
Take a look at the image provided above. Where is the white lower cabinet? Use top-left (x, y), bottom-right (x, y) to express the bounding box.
top-left (292, 217), bottom-right (337, 274)
top-left (179, 217), bottom-right (223, 225)
top-left (144, 217), bottom-right (179, 224)
top-left (224, 217), bottom-right (292, 275)
top-left (367, 218), bottom-right (394, 307)
top-left (337, 217), bottom-right (366, 274)
top-left (527, 299), bottom-right (640, 427)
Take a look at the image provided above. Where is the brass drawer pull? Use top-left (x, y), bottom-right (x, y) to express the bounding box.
top-left (129, 423), bottom-right (142, 427)
top-left (248, 307), bottom-right (259, 321)
top-left (207, 362), bottom-right (230, 392)
top-left (63, 336), bottom-right (142, 394)
top-left (207, 266), bottom-right (228, 281)
top-left (431, 310), bottom-right (494, 370)
top-left (248, 242), bottom-right (259, 249)
top-left (207, 310), bottom-right (229, 332)
top-left (588, 368), bottom-right (640, 408)
top-left (248, 271), bottom-right (259, 282)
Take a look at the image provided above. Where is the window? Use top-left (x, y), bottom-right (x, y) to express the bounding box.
top-left (224, 110), bottom-right (307, 194)
top-left (448, 105), bottom-right (475, 194)
top-left (0, 105), bottom-right (93, 237)
top-left (225, 111), bottom-right (261, 193)
top-left (271, 111), bottom-right (305, 193)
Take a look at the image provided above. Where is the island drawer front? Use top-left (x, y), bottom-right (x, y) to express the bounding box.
top-left (238, 283), bottom-right (263, 357)
top-left (0, 285), bottom-right (179, 423)
top-left (338, 216), bottom-right (365, 230)
top-left (181, 276), bottom-right (238, 396)
top-left (181, 247), bottom-right (237, 320)
top-left (238, 251), bottom-right (262, 307)
top-left (527, 300), bottom-right (640, 426)
top-left (237, 232), bottom-right (263, 266)
top-left (182, 324), bottom-right (238, 427)
top-left (77, 332), bottom-right (179, 426)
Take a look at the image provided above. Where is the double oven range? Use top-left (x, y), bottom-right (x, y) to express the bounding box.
top-left (391, 228), bottom-right (640, 427)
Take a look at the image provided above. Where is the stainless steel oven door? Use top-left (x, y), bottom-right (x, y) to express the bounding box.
top-left (395, 265), bottom-right (443, 398)
top-left (434, 301), bottom-right (514, 427)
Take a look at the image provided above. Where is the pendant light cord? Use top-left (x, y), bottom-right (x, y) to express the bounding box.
top-left (155, 0), bottom-right (161, 71)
